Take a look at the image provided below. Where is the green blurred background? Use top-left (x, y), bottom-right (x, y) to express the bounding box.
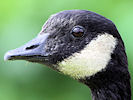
top-left (0, 0), bottom-right (133, 100)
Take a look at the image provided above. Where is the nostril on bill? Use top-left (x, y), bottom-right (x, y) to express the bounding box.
top-left (25, 44), bottom-right (39, 50)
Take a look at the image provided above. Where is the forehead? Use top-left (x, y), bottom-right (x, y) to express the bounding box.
top-left (40, 10), bottom-right (115, 37)
top-left (42, 10), bottom-right (100, 32)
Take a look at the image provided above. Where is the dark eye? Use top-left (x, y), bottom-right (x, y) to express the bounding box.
top-left (72, 26), bottom-right (84, 37)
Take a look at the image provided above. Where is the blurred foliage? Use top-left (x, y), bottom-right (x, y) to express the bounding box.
top-left (0, 0), bottom-right (133, 100)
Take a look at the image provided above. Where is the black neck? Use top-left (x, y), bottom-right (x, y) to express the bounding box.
top-left (90, 81), bottom-right (131, 100)
top-left (80, 68), bottom-right (131, 100)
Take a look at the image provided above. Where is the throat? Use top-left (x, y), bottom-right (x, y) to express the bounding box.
top-left (80, 72), bottom-right (131, 100)
top-left (90, 83), bottom-right (131, 100)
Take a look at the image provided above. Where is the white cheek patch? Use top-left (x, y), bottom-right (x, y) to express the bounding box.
top-left (58, 33), bottom-right (117, 79)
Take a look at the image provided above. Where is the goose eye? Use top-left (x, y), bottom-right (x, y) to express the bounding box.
top-left (72, 26), bottom-right (84, 37)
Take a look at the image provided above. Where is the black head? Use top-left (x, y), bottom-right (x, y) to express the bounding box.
top-left (4, 10), bottom-right (131, 100)
top-left (4, 10), bottom-right (128, 79)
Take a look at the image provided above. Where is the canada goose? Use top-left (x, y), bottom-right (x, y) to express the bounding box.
top-left (4, 10), bottom-right (131, 100)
